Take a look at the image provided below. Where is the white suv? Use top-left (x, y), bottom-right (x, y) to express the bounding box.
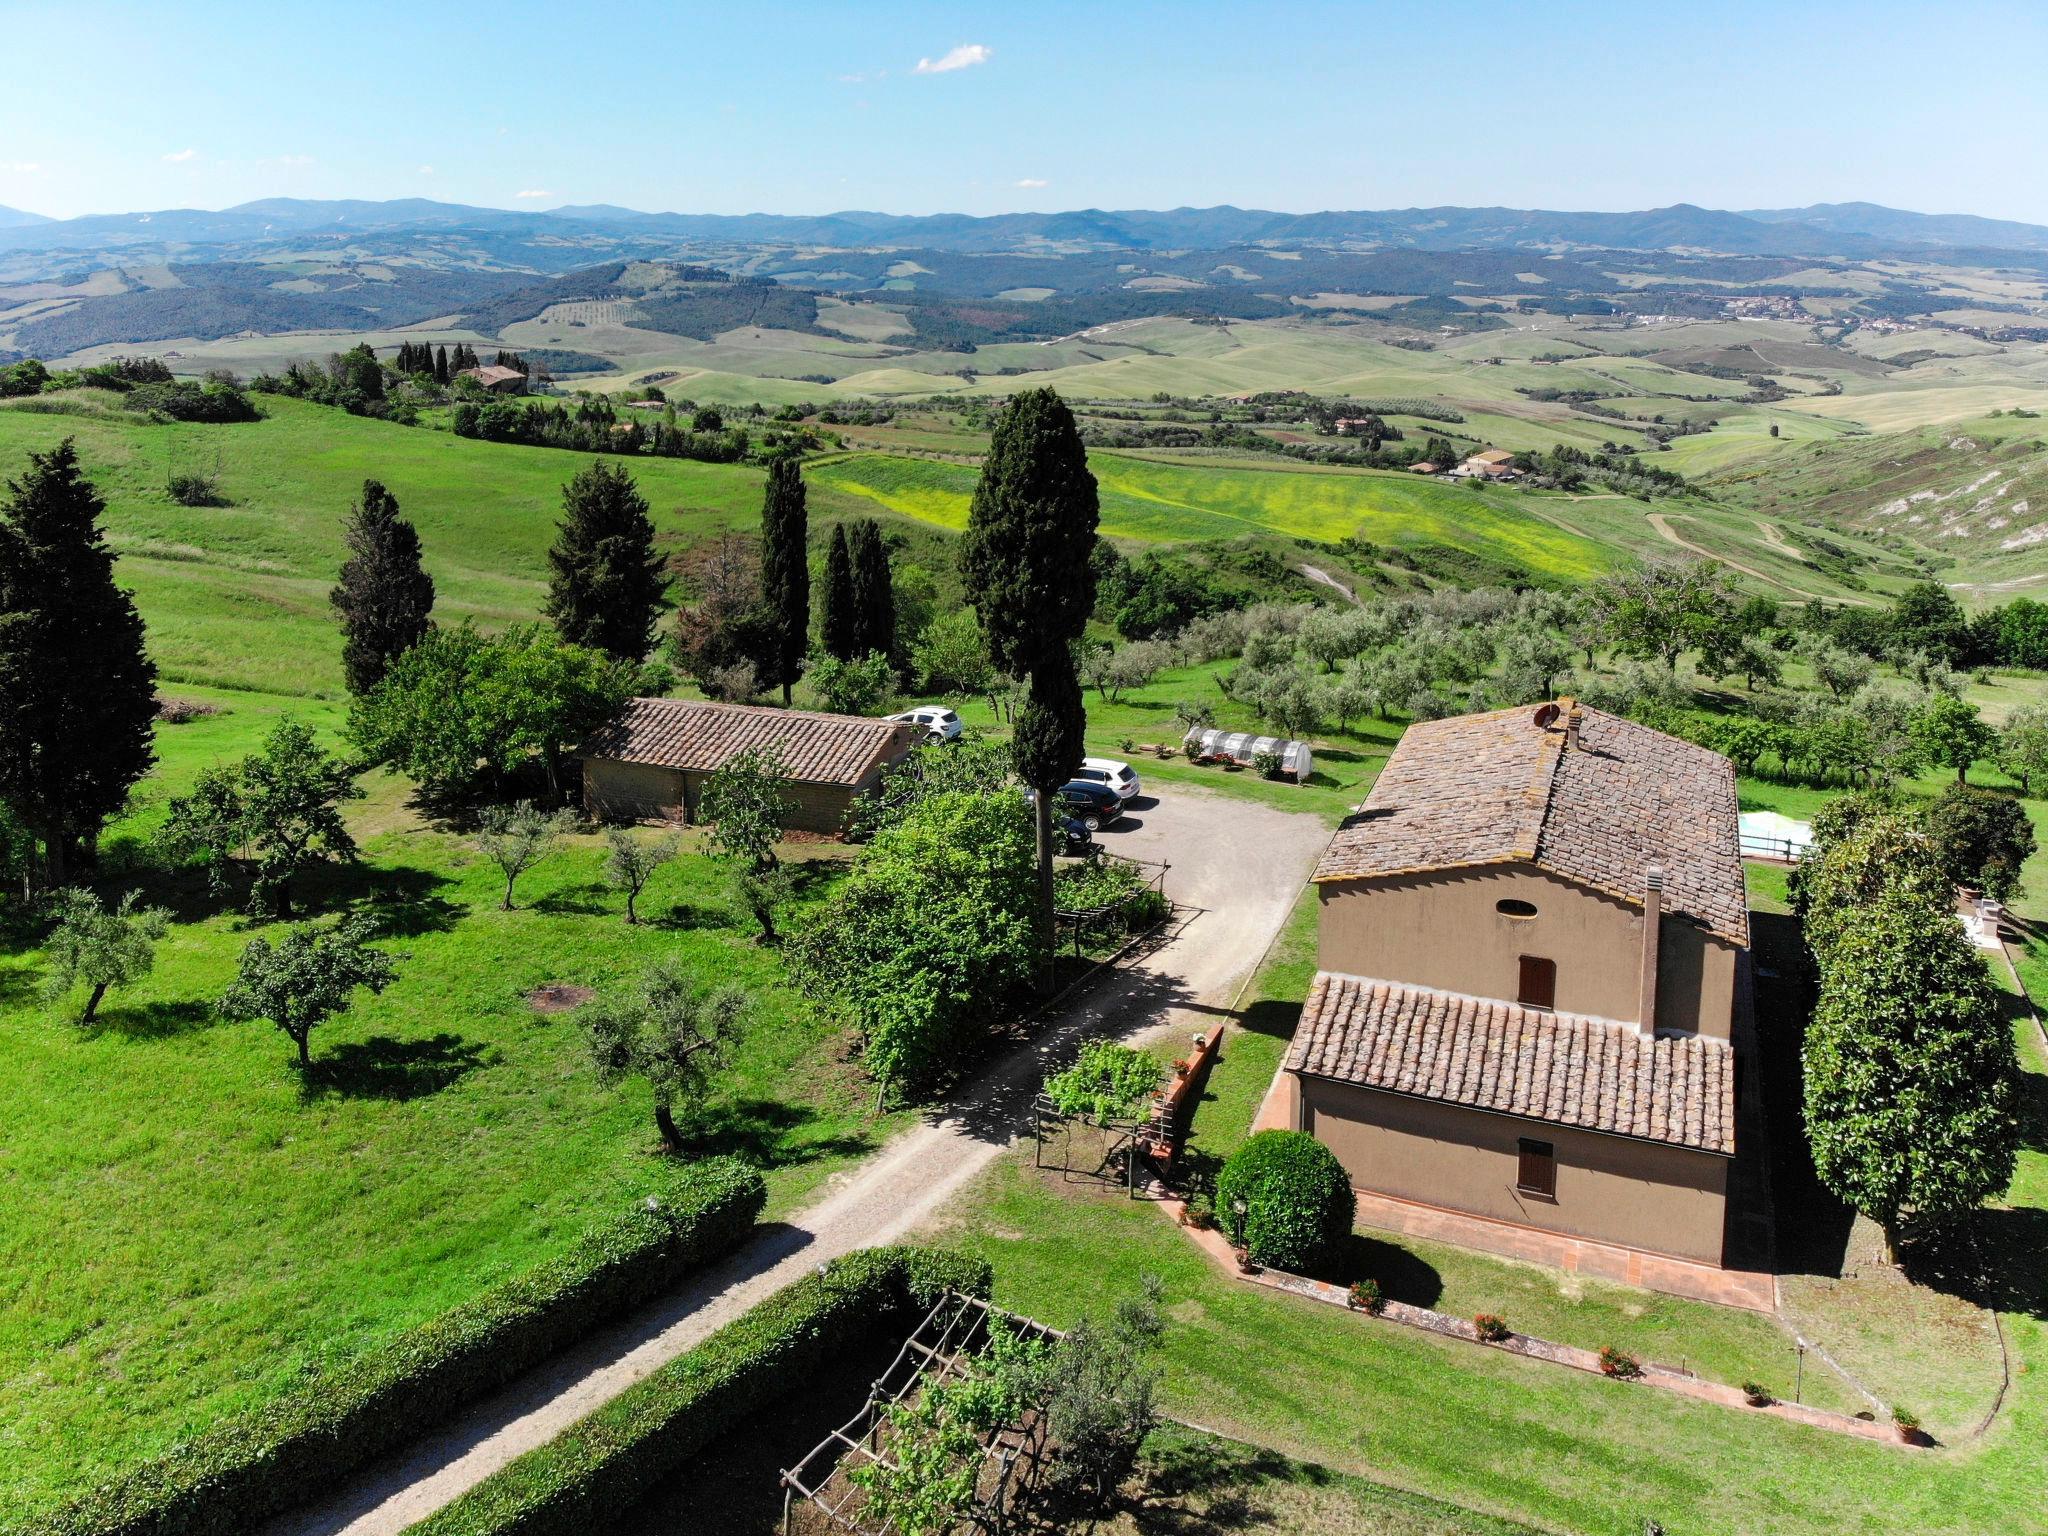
top-left (1076, 756), bottom-right (1142, 802)
top-left (888, 704), bottom-right (963, 743)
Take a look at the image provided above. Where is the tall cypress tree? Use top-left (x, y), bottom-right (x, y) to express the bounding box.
top-left (331, 479), bottom-right (436, 696)
top-left (960, 389), bottom-right (1100, 955)
top-left (820, 522), bottom-right (857, 661)
top-left (0, 440), bottom-right (157, 884)
top-left (434, 345), bottom-right (450, 385)
top-left (849, 518), bottom-right (895, 663)
top-left (757, 456), bottom-right (809, 704)
top-left (545, 459), bottom-right (670, 661)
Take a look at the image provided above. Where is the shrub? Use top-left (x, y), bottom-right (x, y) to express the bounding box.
top-left (1214, 1130), bottom-right (1356, 1274)
top-left (1252, 748), bottom-right (1282, 780)
top-left (1348, 1278), bottom-right (1385, 1315)
top-left (153, 696), bottom-right (221, 724)
top-left (1741, 1380), bottom-right (1771, 1406)
top-left (1893, 1405), bottom-right (1921, 1440)
top-left (1474, 1313), bottom-right (1511, 1343)
top-left (1042, 1040), bottom-right (1164, 1123)
top-left (409, 1245), bottom-right (992, 1536)
top-left (1598, 1345), bottom-right (1642, 1378)
top-left (165, 471), bottom-right (226, 507)
top-left (41, 1159), bottom-right (766, 1536)
top-left (1181, 1192), bottom-right (1215, 1230)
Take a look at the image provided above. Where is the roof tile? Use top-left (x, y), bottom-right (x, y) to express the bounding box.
top-left (577, 698), bottom-right (914, 787)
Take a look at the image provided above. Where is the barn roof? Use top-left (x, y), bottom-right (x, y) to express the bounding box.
top-left (577, 698), bottom-right (913, 786)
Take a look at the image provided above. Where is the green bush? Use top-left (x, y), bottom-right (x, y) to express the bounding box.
top-left (37, 1159), bottom-right (766, 1536)
top-left (1213, 1130), bottom-right (1355, 1275)
top-left (412, 1245), bottom-right (993, 1536)
top-left (1042, 1040), bottom-right (1164, 1123)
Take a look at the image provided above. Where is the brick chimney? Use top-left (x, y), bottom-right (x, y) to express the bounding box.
top-left (1564, 705), bottom-right (1583, 752)
top-left (1638, 865), bottom-right (1664, 1040)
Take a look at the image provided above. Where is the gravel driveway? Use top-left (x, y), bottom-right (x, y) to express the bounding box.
top-left (265, 782), bottom-right (1332, 1536)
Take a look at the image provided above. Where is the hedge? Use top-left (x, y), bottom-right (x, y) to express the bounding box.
top-left (411, 1245), bottom-right (994, 1536)
top-left (1216, 1129), bottom-right (1356, 1274)
top-left (35, 1158), bottom-right (766, 1536)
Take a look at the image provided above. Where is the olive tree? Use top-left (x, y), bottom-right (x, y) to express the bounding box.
top-left (42, 889), bottom-right (169, 1024)
top-left (580, 957), bottom-right (748, 1150)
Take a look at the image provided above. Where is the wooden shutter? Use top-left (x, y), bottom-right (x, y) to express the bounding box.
top-left (1517, 1138), bottom-right (1556, 1199)
top-left (1518, 955), bottom-right (1556, 1010)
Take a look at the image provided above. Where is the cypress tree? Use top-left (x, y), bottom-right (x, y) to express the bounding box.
top-left (434, 345), bottom-right (450, 385)
top-left (330, 479), bottom-right (436, 696)
top-left (757, 457), bottom-right (809, 704)
top-left (960, 388), bottom-right (1100, 948)
top-left (849, 518), bottom-right (894, 663)
top-left (545, 459), bottom-right (670, 660)
top-left (820, 523), bottom-right (856, 661)
top-left (0, 440), bottom-right (157, 884)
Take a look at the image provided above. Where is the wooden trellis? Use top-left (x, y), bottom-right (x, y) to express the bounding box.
top-left (1030, 1090), bottom-right (1167, 1198)
top-left (1053, 854), bottom-right (1170, 957)
top-left (780, 1291), bottom-right (1067, 1536)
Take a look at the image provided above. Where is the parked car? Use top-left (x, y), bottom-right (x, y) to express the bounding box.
top-left (887, 704), bottom-right (963, 742)
top-left (1024, 779), bottom-right (1124, 832)
top-left (1055, 815), bottom-right (1096, 857)
top-left (1076, 756), bottom-right (1143, 803)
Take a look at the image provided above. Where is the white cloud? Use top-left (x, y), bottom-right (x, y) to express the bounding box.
top-left (1015, 178), bottom-right (1048, 189)
top-left (3, 161), bottom-right (41, 174)
top-left (514, 189), bottom-right (551, 199)
top-left (162, 148), bottom-right (198, 163)
top-left (914, 43), bottom-right (991, 74)
top-left (417, 164), bottom-right (435, 176)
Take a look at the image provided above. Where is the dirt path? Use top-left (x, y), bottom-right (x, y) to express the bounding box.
top-left (1295, 563), bottom-right (1358, 603)
top-left (1752, 518), bottom-right (1805, 561)
top-left (265, 787), bottom-right (1331, 1536)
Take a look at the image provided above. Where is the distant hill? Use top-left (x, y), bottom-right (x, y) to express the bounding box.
top-left (0, 204), bottom-right (50, 229)
top-left (5, 196), bottom-right (2048, 262)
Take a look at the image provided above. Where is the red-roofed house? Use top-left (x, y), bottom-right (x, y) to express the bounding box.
top-left (1279, 700), bottom-right (1751, 1267)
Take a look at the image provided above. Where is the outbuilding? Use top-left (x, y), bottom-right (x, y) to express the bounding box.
top-left (577, 697), bottom-right (917, 833)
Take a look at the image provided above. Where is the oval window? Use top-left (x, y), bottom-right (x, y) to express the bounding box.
top-left (1496, 899), bottom-right (1538, 919)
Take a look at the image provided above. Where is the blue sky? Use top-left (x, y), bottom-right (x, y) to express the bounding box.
top-left (3, 0), bottom-right (2045, 223)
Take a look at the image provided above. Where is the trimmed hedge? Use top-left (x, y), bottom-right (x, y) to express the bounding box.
top-left (36, 1158), bottom-right (766, 1536)
top-left (412, 1245), bottom-right (994, 1536)
top-left (1216, 1129), bottom-right (1356, 1274)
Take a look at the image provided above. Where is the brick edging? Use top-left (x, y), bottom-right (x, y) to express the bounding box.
top-left (1155, 1196), bottom-right (1927, 1449)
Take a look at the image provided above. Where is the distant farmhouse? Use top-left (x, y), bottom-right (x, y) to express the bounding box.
top-left (1277, 702), bottom-right (1750, 1270)
top-left (577, 697), bottom-right (916, 832)
top-left (459, 363), bottom-right (526, 394)
top-left (1448, 448), bottom-right (1519, 481)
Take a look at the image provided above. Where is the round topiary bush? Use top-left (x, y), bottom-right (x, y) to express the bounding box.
top-left (1214, 1129), bottom-right (1355, 1274)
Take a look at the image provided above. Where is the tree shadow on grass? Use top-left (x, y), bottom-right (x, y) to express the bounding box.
top-left (529, 881), bottom-right (617, 918)
top-left (647, 901), bottom-right (736, 933)
top-left (1326, 1231), bottom-right (1446, 1309)
top-left (82, 998), bottom-right (217, 1041)
top-left (300, 1032), bottom-right (491, 1102)
top-left (1238, 997), bottom-right (1303, 1043)
top-left (676, 1098), bottom-right (877, 1170)
top-left (1903, 1202), bottom-right (2048, 1322)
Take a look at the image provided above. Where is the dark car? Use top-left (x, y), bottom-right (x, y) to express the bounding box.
top-left (1056, 816), bottom-right (1097, 857)
top-left (1022, 780), bottom-right (1123, 832)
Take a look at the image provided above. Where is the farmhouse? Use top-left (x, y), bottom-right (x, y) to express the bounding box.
top-left (458, 363), bottom-right (526, 394)
top-left (1278, 701), bottom-right (1750, 1267)
top-left (577, 697), bottom-right (917, 833)
top-left (1449, 448), bottom-right (1519, 481)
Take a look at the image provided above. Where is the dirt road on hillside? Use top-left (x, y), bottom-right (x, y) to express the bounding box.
top-left (265, 785), bottom-right (1332, 1536)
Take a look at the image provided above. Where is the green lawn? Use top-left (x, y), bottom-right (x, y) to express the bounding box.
top-left (0, 689), bottom-right (905, 1517)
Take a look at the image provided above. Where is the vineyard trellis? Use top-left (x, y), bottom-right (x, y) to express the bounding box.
top-left (780, 1290), bottom-right (1066, 1536)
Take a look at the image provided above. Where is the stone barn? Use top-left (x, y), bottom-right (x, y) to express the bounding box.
top-left (577, 697), bottom-right (917, 834)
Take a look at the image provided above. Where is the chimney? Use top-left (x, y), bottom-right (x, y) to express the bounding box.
top-left (1564, 706), bottom-right (1583, 753)
top-left (1638, 865), bottom-right (1664, 1040)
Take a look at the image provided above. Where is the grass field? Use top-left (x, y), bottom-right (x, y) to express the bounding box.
top-left (0, 689), bottom-right (904, 1517)
top-left (0, 393), bottom-right (770, 694)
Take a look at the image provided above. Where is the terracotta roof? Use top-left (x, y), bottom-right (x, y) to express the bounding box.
top-left (1313, 702), bottom-right (1748, 946)
top-left (460, 364), bottom-right (525, 386)
top-left (1288, 971), bottom-right (1735, 1155)
top-left (577, 698), bottom-right (913, 786)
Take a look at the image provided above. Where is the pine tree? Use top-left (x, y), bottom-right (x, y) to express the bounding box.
top-left (849, 518), bottom-right (895, 663)
top-left (820, 523), bottom-right (857, 661)
top-left (330, 479), bottom-right (436, 696)
top-left (0, 440), bottom-right (157, 883)
top-left (960, 388), bottom-right (1100, 951)
top-left (545, 459), bottom-right (670, 660)
top-left (757, 457), bottom-right (809, 704)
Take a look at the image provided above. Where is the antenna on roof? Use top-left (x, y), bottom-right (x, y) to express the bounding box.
top-left (1532, 703), bottom-right (1560, 730)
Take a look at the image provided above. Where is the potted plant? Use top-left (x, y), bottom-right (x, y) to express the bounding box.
top-left (1474, 1313), bottom-right (1510, 1343)
top-left (1233, 1242), bottom-right (1257, 1274)
top-left (1741, 1380), bottom-right (1772, 1408)
top-left (1893, 1407), bottom-right (1922, 1445)
top-left (1181, 1192), bottom-right (1216, 1230)
top-left (1348, 1278), bottom-right (1386, 1315)
top-left (1598, 1346), bottom-right (1642, 1379)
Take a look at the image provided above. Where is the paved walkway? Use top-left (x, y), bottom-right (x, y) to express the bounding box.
top-left (265, 786), bottom-right (1332, 1536)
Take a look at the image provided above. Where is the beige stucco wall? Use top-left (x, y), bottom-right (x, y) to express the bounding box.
top-left (1316, 864), bottom-right (1737, 1040)
top-left (1295, 1074), bottom-right (1729, 1264)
